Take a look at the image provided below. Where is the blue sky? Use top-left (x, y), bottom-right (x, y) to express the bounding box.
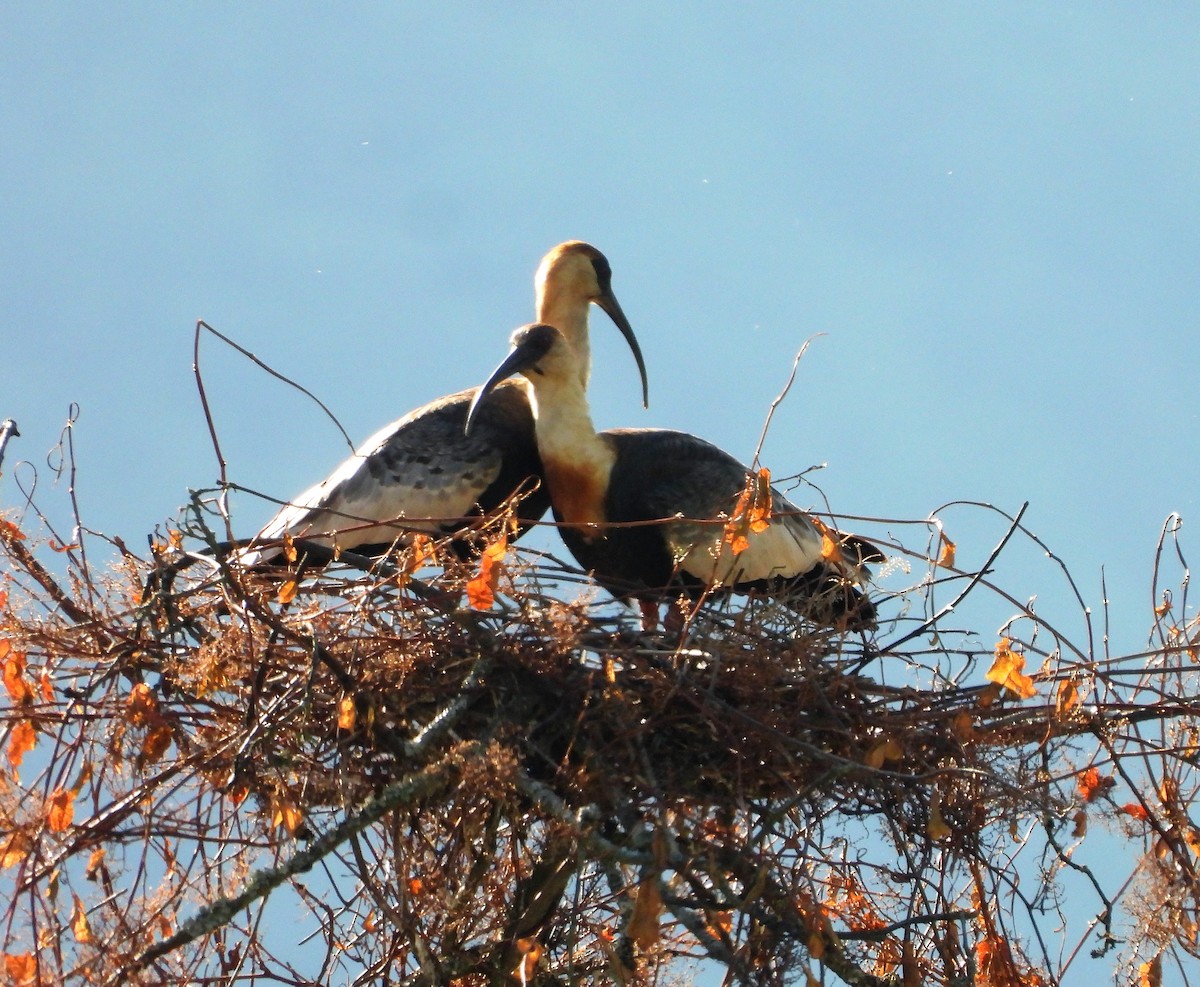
top-left (2, 4), bottom-right (1198, 981)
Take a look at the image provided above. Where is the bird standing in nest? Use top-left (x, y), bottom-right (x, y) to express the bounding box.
top-left (240, 243), bottom-right (648, 566)
top-left (467, 323), bottom-right (880, 630)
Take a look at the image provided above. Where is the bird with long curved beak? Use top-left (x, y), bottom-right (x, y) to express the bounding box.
top-left (467, 323), bottom-right (880, 630)
top-left (240, 242), bottom-right (648, 565)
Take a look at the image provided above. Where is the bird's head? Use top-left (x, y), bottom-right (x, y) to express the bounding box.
top-left (535, 241), bottom-right (648, 408)
top-left (465, 324), bottom-right (577, 435)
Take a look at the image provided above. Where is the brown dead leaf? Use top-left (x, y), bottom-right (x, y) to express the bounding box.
top-left (84, 847), bottom-right (106, 881)
top-left (140, 724), bottom-right (173, 766)
top-left (1055, 678), bottom-right (1082, 716)
top-left (277, 579), bottom-right (299, 604)
top-left (627, 877), bottom-right (663, 951)
top-left (126, 683), bottom-right (159, 726)
top-left (927, 796), bottom-right (952, 841)
top-left (951, 712), bottom-right (975, 743)
top-left (865, 738), bottom-right (903, 770)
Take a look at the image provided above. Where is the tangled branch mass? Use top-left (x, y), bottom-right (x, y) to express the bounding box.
top-left (1, 482), bottom-right (1198, 986)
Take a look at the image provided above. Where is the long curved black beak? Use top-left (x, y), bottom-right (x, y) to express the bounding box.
top-left (595, 289), bottom-right (649, 410)
top-left (465, 326), bottom-right (557, 436)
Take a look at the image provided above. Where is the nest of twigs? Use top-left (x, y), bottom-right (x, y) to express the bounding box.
top-left (3, 503), bottom-right (1200, 987)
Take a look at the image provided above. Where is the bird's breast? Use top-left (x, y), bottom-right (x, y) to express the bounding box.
top-left (541, 455), bottom-right (610, 538)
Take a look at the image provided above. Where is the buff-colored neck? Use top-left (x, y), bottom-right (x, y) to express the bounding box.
top-left (535, 282), bottom-right (592, 390)
top-left (526, 372), bottom-right (606, 464)
top-left (526, 371), bottom-right (615, 529)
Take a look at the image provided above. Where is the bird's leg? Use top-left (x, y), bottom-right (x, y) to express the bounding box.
top-left (637, 599), bottom-right (660, 634)
top-left (663, 597), bottom-right (689, 637)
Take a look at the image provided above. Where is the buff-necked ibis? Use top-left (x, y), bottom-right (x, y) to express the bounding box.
top-left (466, 323), bottom-right (880, 630)
top-left (240, 243), bottom-right (648, 565)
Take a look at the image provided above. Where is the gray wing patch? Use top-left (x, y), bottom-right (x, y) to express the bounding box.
top-left (254, 385), bottom-right (527, 549)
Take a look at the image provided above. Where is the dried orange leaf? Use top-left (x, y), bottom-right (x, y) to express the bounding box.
top-left (1076, 767), bottom-right (1114, 803)
top-left (466, 533), bottom-right (508, 610)
top-left (746, 468), bottom-right (772, 532)
top-left (937, 532), bottom-right (957, 569)
top-left (46, 788), bottom-right (74, 832)
top-left (402, 534), bottom-right (436, 579)
top-left (1072, 810), bottom-right (1088, 838)
top-left (70, 893), bottom-right (92, 944)
top-left (726, 526), bottom-right (751, 556)
top-left (985, 639), bottom-right (1037, 700)
top-left (0, 832), bottom-right (31, 870)
top-left (277, 579), bottom-right (299, 604)
top-left (511, 937), bottom-right (544, 985)
top-left (282, 533), bottom-right (297, 563)
top-left (1155, 599), bottom-right (1172, 618)
top-left (807, 515), bottom-right (845, 565)
top-left (0, 520), bottom-right (27, 541)
top-left (1140, 953), bottom-right (1162, 987)
top-left (407, 877), bottom-right (423, 896)
top-left (1121, 803), bottom-right (1151, 822)
top-left (38, 671), bottom-right (53, 704)
top-left (84, 847), bottom-right (106, 881)
top-left (3, 647), bottom-right (32, 705)
top-left (705, 909), bottom-right (733, 939)
top-left (723, 469), bottom-right (773, 556)
top-left (7, 719), bottom-right (36, 769)
top-left (3, 952), bottom-right (35, 985)
top-left (337, 696), bottom-right (356, 731)
top-left (273, 798), bottom-right (304, 835)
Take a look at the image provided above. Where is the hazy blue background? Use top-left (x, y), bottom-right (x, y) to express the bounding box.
top-left (2, 5), bottom-right (1196, 983)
